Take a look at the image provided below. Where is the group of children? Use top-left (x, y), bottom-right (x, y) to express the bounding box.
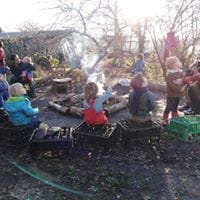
top-left (0, 54), bottom-right (36, 103)
top-left (83, 54), bottom-right (200, 127)
top-left (131, 53), bottom-right (200, 126)
top-left (0, 40), bottom-right (38, 128)
top-left (1, 41), bottom-right (200, 130)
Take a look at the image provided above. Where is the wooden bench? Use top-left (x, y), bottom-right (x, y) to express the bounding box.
top-left (52, 78), bottom-right (72, 95)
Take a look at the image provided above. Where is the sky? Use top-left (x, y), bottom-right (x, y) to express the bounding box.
top-left (0, 0), bottom-right (55, 32)
top-left (1, 0), bottom-right (166, 32)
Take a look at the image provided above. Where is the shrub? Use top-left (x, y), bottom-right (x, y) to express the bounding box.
top-left (35, 55), bottom-right (50, 67)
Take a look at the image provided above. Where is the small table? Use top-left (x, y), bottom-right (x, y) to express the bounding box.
top-left (52, 78), bottom-right (72, 95)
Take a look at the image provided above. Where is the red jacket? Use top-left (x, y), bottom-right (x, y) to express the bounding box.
top-left (0, 47), bottom-right (5, 67)
top-left (83, 99), bottom-right (108, 125)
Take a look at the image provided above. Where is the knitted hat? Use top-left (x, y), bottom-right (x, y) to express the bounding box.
top-left (131, 73), bottom-right (148, 89)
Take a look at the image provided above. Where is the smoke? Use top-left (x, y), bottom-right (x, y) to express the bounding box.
top-left (61, 33), bottom-right (106, 94)
top-left (87, 67), bottom-right (105, 95)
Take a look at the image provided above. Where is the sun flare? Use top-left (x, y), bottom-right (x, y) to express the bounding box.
top-left (118, 0), bottom-right (165, 20)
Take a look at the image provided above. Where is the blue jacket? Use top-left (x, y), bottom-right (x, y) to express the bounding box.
top-left (4, 96), bottom-right (39, 126)
top-left (132, 60), bottom-right (145, 74)
top-left (0, 80), bottom-right (9, 107)
top-left (83, 87), bottom-right (112, 112)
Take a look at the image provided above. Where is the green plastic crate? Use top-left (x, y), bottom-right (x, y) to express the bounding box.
top-left (167, 116), bottom-right (200, 142)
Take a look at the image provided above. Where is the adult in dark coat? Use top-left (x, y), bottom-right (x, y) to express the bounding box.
top-left (9, 54), bottom-right (24, 84)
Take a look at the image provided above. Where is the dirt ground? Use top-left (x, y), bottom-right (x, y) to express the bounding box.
top-left (0, 83), bottom-right (199, 200)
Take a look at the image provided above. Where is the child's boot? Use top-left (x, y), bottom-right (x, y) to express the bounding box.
top-left (162, 112), bottom-right (169, 126)
top-left (172, 111), bottom-right (179, 118)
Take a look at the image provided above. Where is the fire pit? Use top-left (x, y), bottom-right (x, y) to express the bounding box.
top-left (48, 93), bottom-right (128, 117)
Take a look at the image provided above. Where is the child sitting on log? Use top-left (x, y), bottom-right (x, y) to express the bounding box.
top-left (4, 83), bottom-right (40, 127)
top-left (129, 73), bottom-right (156, 124)
top-left (162, 56), bottom-right (200, 125)
top-left (83, 82), bottom-right (112, 125)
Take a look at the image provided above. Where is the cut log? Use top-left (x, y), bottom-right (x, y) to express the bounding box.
top-left (70, 94), bottom-right (83, 104)
top-left (104, 100), bottom-right (128, 114)
top-left (48, 101), bottom-right (69, 114)
top-left (70, 106), bottom-right (84, 117)
top-left (112, 95), bottom-right (128, 102)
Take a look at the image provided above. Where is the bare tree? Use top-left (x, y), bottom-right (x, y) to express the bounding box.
top-left (149, 0), bottom-right (200, 78)
top-left (47, 0), bottom-right (131, 68)
top-left (131, 17), bottom-right (148, 53)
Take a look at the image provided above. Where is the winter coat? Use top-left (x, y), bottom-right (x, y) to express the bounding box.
top-left (0, 80), bottom-right (9, 107)
top-left (129, 89), bottom-right (156, 118)
top-left (83, 87), bottom-right (112, 125)
top-left (4, 96), bottom-right (38, 126)
top-left (166, 70), bottom-right (184, 97)
top-left (10, 62), bottom-right (24, 78)
top-left (132, 60), bottom-right (145, 74)
top-left (0, 47), bottom-right (5, 67)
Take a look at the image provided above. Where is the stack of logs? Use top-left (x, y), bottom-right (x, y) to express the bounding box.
top-left (48, 93), bottom-right (128, 116)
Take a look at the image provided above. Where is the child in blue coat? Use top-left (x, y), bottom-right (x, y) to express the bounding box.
top-left (4, 83), bottom-right (39, 126)
top-left (132, 53), bottom-right (145, 74)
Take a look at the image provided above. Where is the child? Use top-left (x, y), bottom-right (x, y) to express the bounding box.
top-left (21, 56), bottom-right (36, 98)
top-left (0, 74), bottom-right (9, 108)
top-left (129, 73), bottom-right (156, 123)
top-left (21, 56), bottom-right (36, 82)
top-left (0, 41), bottom-right (5, 67)
top-left (83, 82), bottom-right (112, 125)
top-left (132, 53), bottom-right (145, 74)
top-left (0, 41), bottom-right (10, 77)
top-left (4, 83), bottom-right (39, 126)
top-left (162, 56), bottom-right (200, 125)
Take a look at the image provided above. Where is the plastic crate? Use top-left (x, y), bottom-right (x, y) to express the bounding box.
top-left (29, 127), bottom-right (73, 158)
top-left (0, 109), bottom-right (8, 123)
top-left (73, 122), bottom-right (119, 151)
top-left (167, 116), bottom-right (200, 142)
top-left (117, 119), bottom-right (161, 148)
top-left (0, 121), bottom-right (38, 145)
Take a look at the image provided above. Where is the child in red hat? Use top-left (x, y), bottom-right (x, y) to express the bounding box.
top-left (129, 73), bottom-right (156, 123)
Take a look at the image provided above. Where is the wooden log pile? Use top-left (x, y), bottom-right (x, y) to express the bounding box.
top-left (48, 93), bottom-right (128, 117)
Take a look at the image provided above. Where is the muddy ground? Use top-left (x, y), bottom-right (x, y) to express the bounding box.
top-left (0, 84), bottom-right (199, 200)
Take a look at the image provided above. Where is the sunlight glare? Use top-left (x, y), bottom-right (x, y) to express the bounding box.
top-left (118, 0), bottom-right (165, 20)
